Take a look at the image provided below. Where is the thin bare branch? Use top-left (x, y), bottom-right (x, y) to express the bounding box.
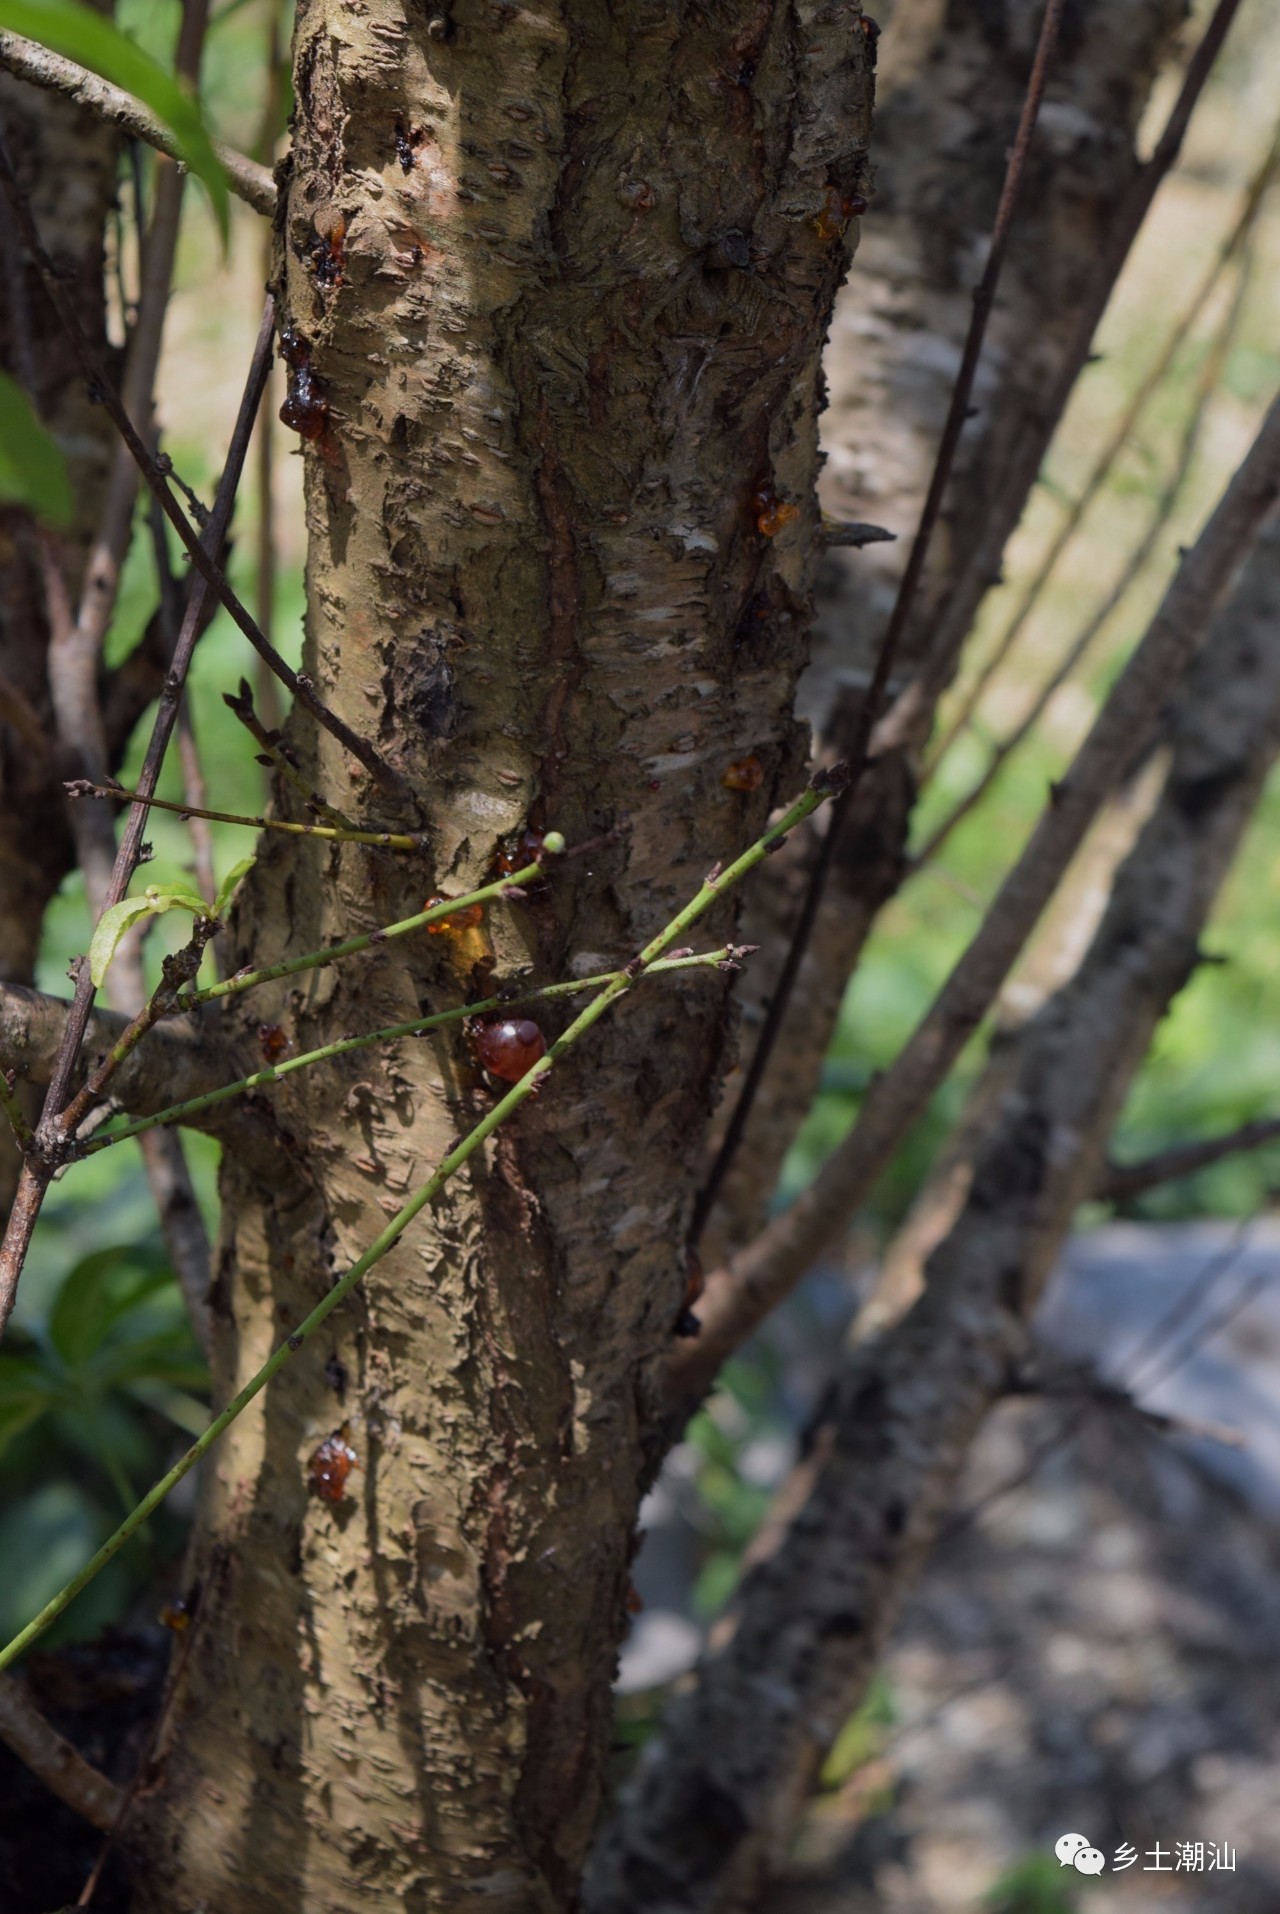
top-left (0, 30), bottom-right (275, 214)
top-left (0, 142), bottom-right (395, 791)
top-left (918, 236), bottom-right (1256, 865)
top-left (0, 1674), bottom-right (124, 1832)
top-left (251, 1), bottom-right (286, 751)
top-left (690, 0), bottom-right (1067, 1245)
top-left (1100, 1120), bottom-right (1280, 1204)
top-left (597, 520), bottom-right (1280, 1914)
top-left (221, 677), bottom-right (362, 829)
top-left (926, 116), bottom-right (1280, 777)
top-left (906, 0), bottom-right (1249, 721)
top-left (672, 388), bottom-right (1280, 1399)
top-left (0, 304), bottom-right (274, 1338)
top-left (67, 780), bottom-right (423, 850)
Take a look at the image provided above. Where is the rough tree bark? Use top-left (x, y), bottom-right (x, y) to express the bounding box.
top-left (701, 0), bottom-right (1187, 1260)
top-left (589, 515), bottom-right (1280, 1914)
top-left (0, 71), bottom-right (117, 1205)
top-left (132, 6), bottom-right (874, 1910)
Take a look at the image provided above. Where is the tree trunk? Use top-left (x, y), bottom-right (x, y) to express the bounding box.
top-left (0, 72), bottom-right (117, 1204)
top-left (589, 512), bottom-right (1280, 1914)
top-left (133, 6), bottom-right (874, 1908)
top-left (701, 0), bottom-right (1187, 1260)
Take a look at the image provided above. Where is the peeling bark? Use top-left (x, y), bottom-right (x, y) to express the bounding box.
top-left (703, 0), bottom-right (1187, 1257)
top-left (133, 7), bottom-right (875, 1908)
top-left (588, 515), bottom-right (1280, 1914)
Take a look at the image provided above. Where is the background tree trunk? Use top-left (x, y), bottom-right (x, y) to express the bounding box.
top-left (701, 0), bottom-right (1187, 1262)
top-left (589, 510), bottom-right (1280, 1914)
top-left (133, 6), bottom-right (874, 1908)
top-left (0, 73), bottom-right (117, 1206)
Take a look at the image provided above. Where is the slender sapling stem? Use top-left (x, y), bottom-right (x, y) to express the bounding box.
top-left (0, 775), bottom-right (838, 1665)
top-left (79, 949), bottom-right (741, 1152)
top-left (66, 780), bottom-right (426, 851)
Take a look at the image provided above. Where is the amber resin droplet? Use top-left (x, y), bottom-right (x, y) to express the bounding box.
top-left (280, 367), bottom-right (330, 441)
top-left (475, 1017), bottom-right (547, 1083)
top-left (751, 481), bottom-right (801, 537)
top-left (308, 1425), bottom-right (358, 1504)
top-left (721, 754), bottom-right (764, 793)
top-left (257, 1022), bottom-right (291, 1063)
top-left (493, 828), bottom-right (547, 878)
top-left (813, 183), bottom-right (868, 240)
top-left (424, 894), bottom-right (485, 934)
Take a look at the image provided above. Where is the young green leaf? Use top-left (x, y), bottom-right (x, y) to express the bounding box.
top-left (0, 0), bottom-right (231, 241)
top-left (87, 883), bottom-right (208, 987)
top-left (0, 371), bottom-right (73, 525)
top-left (143, 880), bottom-right (210, 917)
top-left (213, 854), bottom-right (255, 921)
top-left (47, 1243), bottom-right (171, 1370)
top-left (88, 898), bottom-right (159, 989)
top-left (0, 1354), bottom-right (56, 1463)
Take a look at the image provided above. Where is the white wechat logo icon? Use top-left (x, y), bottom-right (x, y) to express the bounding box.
top-left (1055, 1833), bottom-right (1107, 1874)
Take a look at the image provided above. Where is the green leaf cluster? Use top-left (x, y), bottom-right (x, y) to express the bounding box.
top-left (88, 856), bottom-right (253, 986)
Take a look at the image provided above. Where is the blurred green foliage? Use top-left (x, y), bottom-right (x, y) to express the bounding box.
top-left (0, 371), bottom-right (74, 524)
top-left (985, 1854), bottom-right (1088, 1913)
top-left (0, 1240), bottom-right (207, 1646)
top-left (819, 1674), bottom-right (896, 1791)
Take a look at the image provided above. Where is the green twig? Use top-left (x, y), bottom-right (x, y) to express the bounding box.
top-left (65, 778), bottom-right (426, 852)
top-left (177, 849), bottom-right (560, 1010)
top-left (80, 950), bottom-right (740, 1153)
top-left (0, 773), bottom-right (838, 1669)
